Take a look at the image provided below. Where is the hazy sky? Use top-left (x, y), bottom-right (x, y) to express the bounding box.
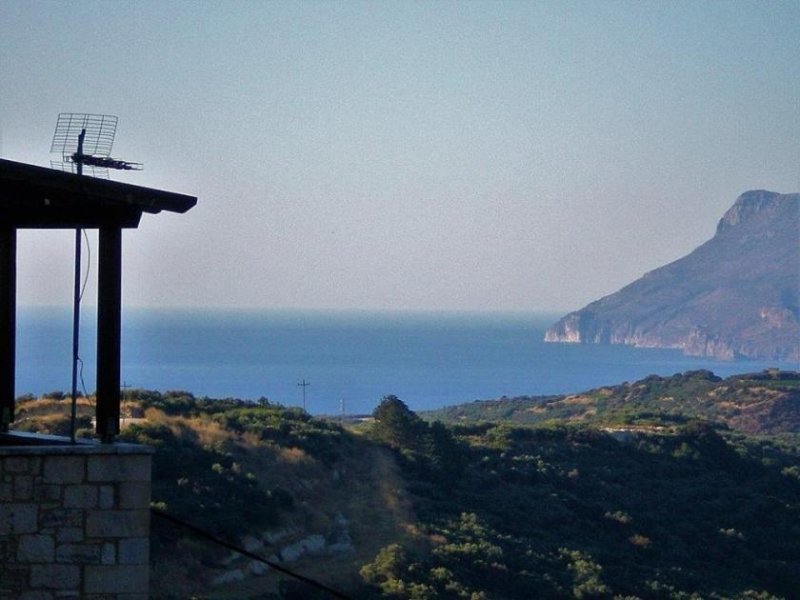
top-left (1, 1), bottom-right (798, 312)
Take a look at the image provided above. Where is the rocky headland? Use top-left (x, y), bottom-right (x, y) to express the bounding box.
top-left (545, 190), bottom-right (799, 361)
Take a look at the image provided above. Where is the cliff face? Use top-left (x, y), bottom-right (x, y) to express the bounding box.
top-left (545, 190), bottom-right (800, 361)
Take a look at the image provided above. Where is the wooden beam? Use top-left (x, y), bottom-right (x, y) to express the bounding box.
top-left (0, 228), bottom-right (15, 430)
top-left (0, 203), bottom-right (143, 229)
top-left (96, 227), bottom-right (122, 442)
top-left (0, 158), bottom-right (197, 218)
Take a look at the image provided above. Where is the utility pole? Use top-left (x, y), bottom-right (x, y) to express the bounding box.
top-left (121, 381), bottom-right (132, 407)
top-left (298, 379), bottom-right (310, 411)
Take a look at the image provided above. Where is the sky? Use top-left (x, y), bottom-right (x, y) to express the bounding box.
top-left (1, 0), bottom-right (798, 313)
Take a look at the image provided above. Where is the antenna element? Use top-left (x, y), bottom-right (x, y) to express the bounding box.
top-left (50, 113), bottom-right (142, 177)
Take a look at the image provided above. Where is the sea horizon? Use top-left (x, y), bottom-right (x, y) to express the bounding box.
top-left (15, 306), bottom-right (798, 415)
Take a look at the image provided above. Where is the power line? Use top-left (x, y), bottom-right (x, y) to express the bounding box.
top-left (151, 507), bottom-right (352, 599)
top-left (298, 378), bottom-right (310, 411)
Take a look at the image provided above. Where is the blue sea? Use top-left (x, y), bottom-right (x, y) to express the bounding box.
top-left (15, 307), bottom-right (798, 415)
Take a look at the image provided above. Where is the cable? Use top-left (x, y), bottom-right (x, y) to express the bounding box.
top-left (79, 229), bottom-right (91, 302)
top-left (77, 355), bottom-right (89, 399)
top-left (77, 230), bottom-right (91, 400)
top-left (71, 229), bottom-right (92, 442)
top-left (70, 228), bottom-right (82, 443)
top-left (150, 507), bottom-right (352, 600)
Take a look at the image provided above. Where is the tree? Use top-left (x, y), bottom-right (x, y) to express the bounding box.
top-left (372, 395), bottom-right (425, 450)
top-left (426, 420), bottom-right (465, 475)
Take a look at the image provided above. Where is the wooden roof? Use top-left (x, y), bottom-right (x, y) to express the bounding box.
top-left (0, 158), bottom-right (197, 228)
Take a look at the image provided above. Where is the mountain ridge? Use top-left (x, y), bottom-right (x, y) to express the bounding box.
top-left (545, 190), bottom-right (799, 361)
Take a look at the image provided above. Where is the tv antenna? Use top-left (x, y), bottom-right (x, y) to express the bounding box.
top-left (51, 113), bottom-right (142, 178)
top-left (49, 113), bottom-right (142, 442)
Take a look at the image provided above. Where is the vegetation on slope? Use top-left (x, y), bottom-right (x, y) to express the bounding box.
top-left (121, 391), bottom-right (412, 598)
top-left (11, 370), bottom-right (800, 599)
top-left (425, 369), bottom-right (800, 434)
top-left (360, 414), bottom-right (800, 599)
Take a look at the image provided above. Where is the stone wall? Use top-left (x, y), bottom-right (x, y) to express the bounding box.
top-left (0, 433), bottom-right (152, 600)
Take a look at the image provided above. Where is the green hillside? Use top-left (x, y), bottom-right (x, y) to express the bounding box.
top-left (11, 370), bottom-right (800, 599)
top-left (425, 369), bottom-right (800, 434)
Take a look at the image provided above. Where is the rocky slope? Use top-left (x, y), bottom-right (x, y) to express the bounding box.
top-left (545, 190), bottom-right (799, 360)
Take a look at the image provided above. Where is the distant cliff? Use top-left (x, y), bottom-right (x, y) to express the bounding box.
top-left (545, 190), bottom-right (800, 361)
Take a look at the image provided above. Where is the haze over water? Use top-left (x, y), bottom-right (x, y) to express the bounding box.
top-left (16, 308), bottom-right (796, 415)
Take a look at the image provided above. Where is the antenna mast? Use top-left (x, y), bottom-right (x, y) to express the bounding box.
top-left (50, 113), bottom-right (142, 442)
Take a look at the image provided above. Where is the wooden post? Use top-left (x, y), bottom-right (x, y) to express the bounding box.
top-left (0, 227), bottom-right (16, 431)
top-left (96, 226), bottom-right (122, 442)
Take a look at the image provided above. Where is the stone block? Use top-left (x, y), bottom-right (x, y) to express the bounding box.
top-left (56, 542), bottom-right (101, 564)
top-left (18, 591), bottom-right (55, 600)
top-left (29, 564), bottom-right (79, 589)
top-left (4, 457), bottom-right (30, 473)
top-left (84, 565), bottom-right (149, 594)
top-left (14, 475), bottom-right (33, 500)
top-left (40, 507), bottom-right (82, 529)
top-left (118, 537), bottom-right (149, 565)
top-left (64, 484), bottom-right (98, 509)
top-left (86, 510), bottom-right (149, 538)
top-left (98, 485), bottom-right (115, 509)
top-left (18, 534), bottom-right (55, 562)
top-left (0, 482), bottom-right (12, 501)
top-left (0, 564), bottom-right (29, 590)
top-left (118, 481), bottom-right (150, 509)
top-left (29, 457), bottom-right (42, 474)
top-left (56, 527), bottom-right (84, 543)
top-left (0, 503), bottom-right (38, 534)
top-left (33, 484), bottom-right (63, 502)
top-left (42, 457), bottom-right (84, 484)
top-left (101, 542), bottom-right (116, 565)
top-left (0, 539), bottom-right (13, 562)
top-left (87, 455), bottom-right (150, 483)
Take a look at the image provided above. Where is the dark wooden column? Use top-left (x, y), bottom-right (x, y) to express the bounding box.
top-left (0, 227), bottom-right (15, 431)
top-left (96, 226), bottom-right (122, 442)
